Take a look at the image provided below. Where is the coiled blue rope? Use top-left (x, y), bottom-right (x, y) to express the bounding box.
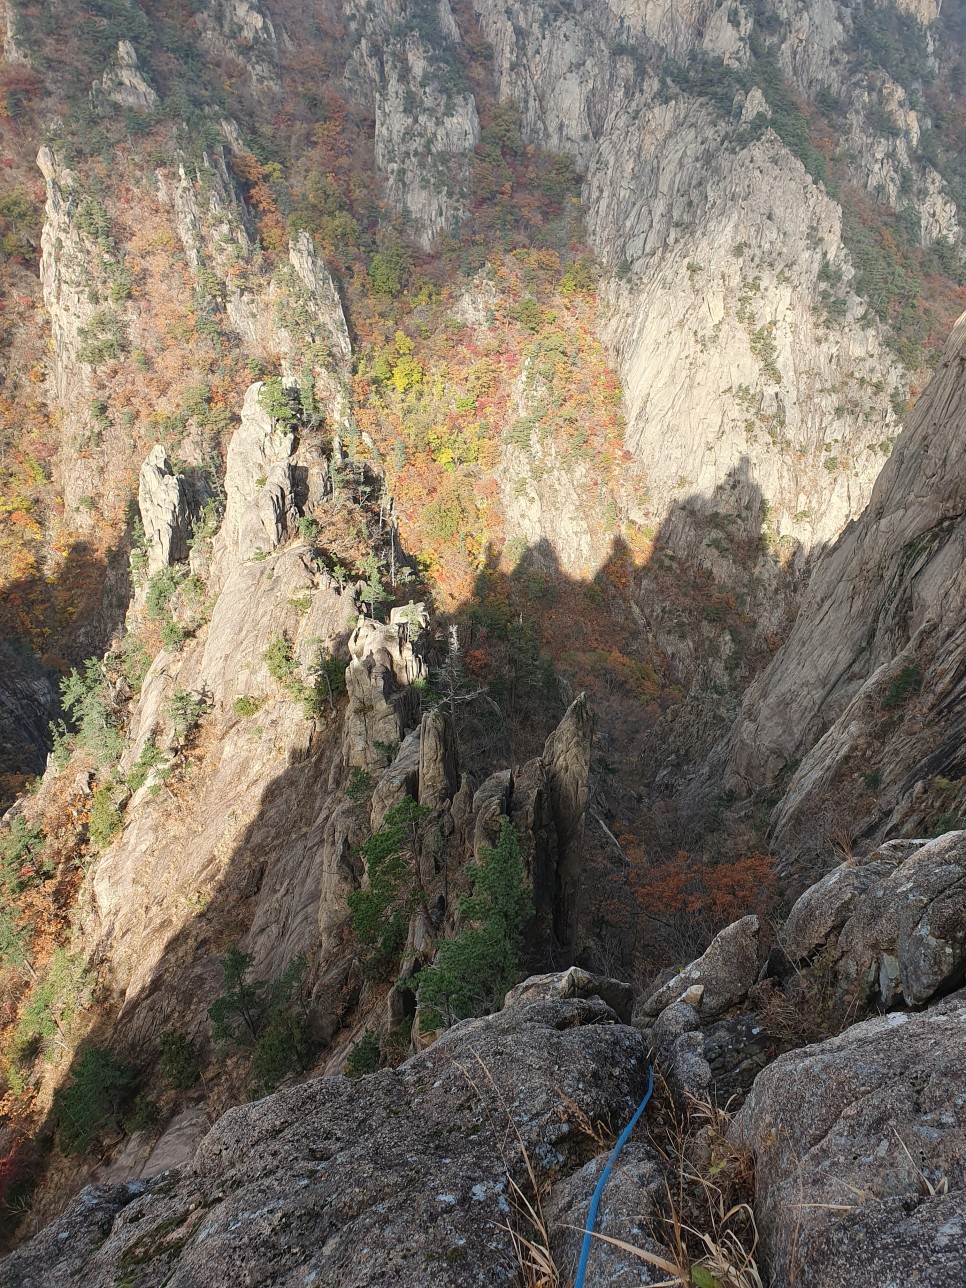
top-left (573, 1063), bottom-right (655, 1288)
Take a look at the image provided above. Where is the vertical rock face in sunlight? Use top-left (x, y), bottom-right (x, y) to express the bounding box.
top-left (137, 446), bottom-right (191, 577)
top-left (722, 310), bottom-right (966, 882)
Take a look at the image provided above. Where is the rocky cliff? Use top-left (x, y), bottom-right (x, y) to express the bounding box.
top-left (721, 304), bottom-right (966, 889)
top-left (2, 0), bottom-right (966, 1273)
top-left (6, 829), bottom-right (966, 1286)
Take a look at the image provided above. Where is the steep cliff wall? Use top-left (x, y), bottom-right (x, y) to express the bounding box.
top-left (722, 308), bottom-right (966, 889)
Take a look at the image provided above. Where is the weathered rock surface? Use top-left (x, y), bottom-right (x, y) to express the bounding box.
top-left (540, 693), bottom-right (594, 954)
top-left (211, 381), bottom-right (298, 572)
top-left (734, 996), bottom-right (966, 1288)
top-left (348, 0), bottom-right (479, 246)
top-left (503, 964), bottom-right (633, 1023)
top-left (137, 445), bottom-right (191, 577)
top-left (651, 998), bottom-right (712, 1103)
top-left (723, 311), bottom-right (966, 880)
top-left (763, 831), bottom-right (966, 1013)
top-left (777, 852), bottom-right (905, 967)
top-left (343, 605), bottom-right (430, 771)
top-left (836, 830), bottom-right (966, 1008)
top-left (547, 1143), bottom-right (669, 1288)
top-left (1, 996), bottom-right (649, 1287)
top-left (642, 915), bottom-right (761, 1018)
top-left (98, 39), bottom-right (158, 110)
top-left (197, 0), bottom-right (278, 85)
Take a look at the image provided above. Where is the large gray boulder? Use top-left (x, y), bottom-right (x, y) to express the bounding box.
top-left (733, 996), bottom-right (966, 1288)
top-left (1, 996), bottom-right (649, 1287)
top-left (836, 830), bottom-right (966, 1007)
top-left (503, 965), bottom-right (633, 1023)
top-left (642, 914), bottom-right (761, 1019)
top-left (778, 852), bottom-right (903, 967)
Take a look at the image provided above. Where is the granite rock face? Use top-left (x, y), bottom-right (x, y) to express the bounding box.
top-left (733, 997), bottom-right (966, 1288)
top-left (723, 313), bottom-right (966, 881)
top-left (642, 914), bottom-right (761, 1019)
top-left (1, 996), bottom-right (650, 1288)
top-left (98, 39), bottom-right (158, 110)
top-left (137, 445), bottom-right (192, 577)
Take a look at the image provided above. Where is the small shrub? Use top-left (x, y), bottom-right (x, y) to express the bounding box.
top-left (208, 948), bottom-right (311, 1092)
top-left (126, 739), bottom-right (167, 792)
top-left (346, 768), bottom-right (373, 804)
top-left (263, 634), bottom-right (299, 685)
top-left (208, 946), bottom-right (264, 1046)
top-left (233, 695), bottom-right (263, 719)
top-left (348, 799), bottom-right (430, 976)
top-left (297, 516), bottom-right (318, 544)
top-left (251, 1006), bottom-right (311, 1094)
top-left (9, 950), bottom-right (91, 1076)
top-left (883, 662), bottom-right (922, 709)
top-left (258, 376), bottom-right (299, 431)
top-left (160, 618), bottom-right (187, 650)
top-left (166, 687), bottom-right (208, 745)
top-left (88, 786), bottom-right (122, 849)
top-left (119, 632), bottom-right (151, 689)
top-left (304, 649), bottom-right (346, 716)
top-left (343, 1032), bottom-right (381, 1079)
top-left (60, 660), bottom-right (124, 768)
top-left (1, 816), bottom-right (48, 895)
top-left (0, 905), bottom-right (30, 973)
top-left (123, 1095), bottom-right (159, 1134)
top-left (158, 1031), bottom-right (200, 1092)
top-left (53, 1044), bottom-right (135, 1155)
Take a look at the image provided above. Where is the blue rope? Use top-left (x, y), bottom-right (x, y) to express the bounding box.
top-left (573, 1064), bottom-right (655, 1288)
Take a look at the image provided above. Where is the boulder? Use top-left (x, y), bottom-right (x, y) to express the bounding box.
top-left (547, 1143), bottom-right (670, 1287)
top-left (832, 831), bottom-right (966, 1008)
top-left (779, 854), bottom-right (902, 967)
top-left (651, 999), bottom-right (711, 1103)
top-left (503, 966), bottom-right (634, 1023)
top-left (2, 997), bottom-right (649, 1287)
top-left (733, 996), bottom-right (966, 1288)
top-left (642, 915), bottom-right (761, 1019)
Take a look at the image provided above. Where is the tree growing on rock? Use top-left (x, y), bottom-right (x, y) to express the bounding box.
top-left (414, 818), bottom-right (531, 1027)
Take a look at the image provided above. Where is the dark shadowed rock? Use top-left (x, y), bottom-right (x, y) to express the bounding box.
top-left (540, 693), bottom-right (594, 956)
